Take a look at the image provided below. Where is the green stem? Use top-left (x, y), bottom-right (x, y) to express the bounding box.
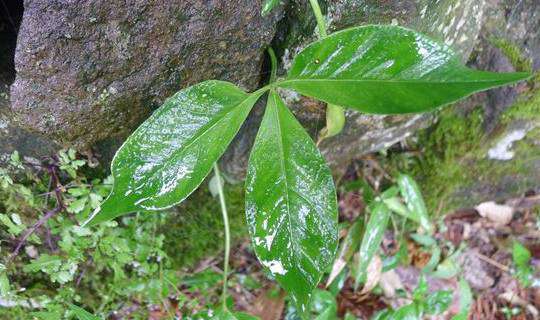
top-left (308, 0), bottom-right (327, 38)
top-left (268, 47), bottom-right (278, 84)
top-left (213, 163), bottom-right (230, 309)
top-left (307, 0), bottom-right (346, 141)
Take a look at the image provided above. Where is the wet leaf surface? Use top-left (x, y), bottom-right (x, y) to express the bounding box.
top-left (261, 0), bottom-right (280, 15)
top-left (88, 81), bottom-right (262, 225)
top-left (245, 91), bottom-right (338, 315)
top-left (69, 304), bottom-right (101, 320)
top-left (355, 202), bottom-right (390, 287)
top-left (280, 26), bottom-right (530, 114)
top-left (397, 174), bottom-right (433, 234)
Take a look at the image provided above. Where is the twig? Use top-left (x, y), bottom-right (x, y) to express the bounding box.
top-left (475, 252), bottom-right (510, 273)
top-left (75, 257), bottom-right (93, 287)
top-left (9, 163), bottom-right (64, 260)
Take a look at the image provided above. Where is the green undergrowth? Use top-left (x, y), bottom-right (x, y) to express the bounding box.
top-left (388, 87), bottom-right (540, 213)
top-left (162, 183), bottom-right (247, 268)
top-left (0, 149), bottom-right (247, 319)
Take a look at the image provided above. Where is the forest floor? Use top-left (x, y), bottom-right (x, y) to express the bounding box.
top-left (116, 161), bottom-right (540, 320)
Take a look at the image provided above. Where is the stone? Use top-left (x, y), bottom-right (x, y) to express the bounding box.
top-left (9, 0), bottom-right (281, 150)
top-left (0, 92), bottom-right (58, 164)
top-left (466, 0), bottom-right (539, 131)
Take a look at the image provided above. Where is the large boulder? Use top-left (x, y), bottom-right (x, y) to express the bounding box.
top-left (9, 0), bottom-right (280, 149)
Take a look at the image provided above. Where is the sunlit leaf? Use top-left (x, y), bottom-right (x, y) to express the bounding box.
top-left (311, 289), bottom-right (338, 320)
top-left (513, 241), bottom-right (531, 267)
top-left (280, 25), bottom-right (530, 114)
top-left (425, 290), bottom-right (453, 315)
top-left (261, 0), bottom-right (280, 15)
top-left (87, 81), bottom-right (263, 225)
top-left (69, 305), bottom-right (101, 320)
top-left (212, 309), bottom-right (259, 320)
top-left (422, 246), bottom-right (441, 274)
top-left (246, 91), bottom-right (338, 316)
top-left (344, 313), bottom-right (357, 320)
top-left (451, 277), bottom-right (472, 320)
top-left (432, 257), bottom-right (460, 279)
top-left (409, 233), bottom-right (436, 247)
top-left (355, 202), bottom-right (390, 288)
top-left (397, 174), bottom-right (433, 234)
top-left (326, 217), bottom-right (364, 287)
top-left (383, 197), bottom-right (413, 221)
top-left (413, 275), bottom-right (428, 299)
top-left (513, 241), bottom-right (533, 286)
top-left (0, 271), bottom-right (10, 297)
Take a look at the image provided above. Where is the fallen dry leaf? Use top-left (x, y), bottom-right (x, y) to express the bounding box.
top-left (475, 201), bottom-right (514, 225)
top-left (378, 269), bottom-right (404, 298)
top-left (361, 255), bottom-right (383, 294)
top-left (499, 291), bottom-right (539, 319)
top-left (246, 288), bottom-right (286, 320)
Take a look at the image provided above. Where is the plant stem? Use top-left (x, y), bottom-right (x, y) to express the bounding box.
top-left (307, 0), bottom-right (346, 141)
top-left (268, 47), bottom-right (278, 84)
top-left (308, 0), bottom-right (327, 38)
top-left (213, 163), bottom-right (230, 309)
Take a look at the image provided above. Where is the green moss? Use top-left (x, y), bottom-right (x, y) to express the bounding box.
top-left (490, 38), bottom-right (533, 72)
top-left (0, 307), bottom-right (27, 320)
top-left (161, 182), bottom-right (247, 268)
top-left (389, 89), bottom-right (540, 214)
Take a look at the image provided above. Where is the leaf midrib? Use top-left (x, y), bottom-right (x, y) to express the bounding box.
top-left (271, 91), bottom-right (313, 275)
top-left (279, 76), bottom-right (527, 86)
top-left (126, 92), bottom-right (258, 201)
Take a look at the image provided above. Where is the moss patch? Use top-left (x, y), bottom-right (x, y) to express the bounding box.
top-left (161, 182), bottom-right (247, 268)
top-left (490, 38), bottom-right (533, 72)
top-left (388, 89), bottom-right (540, 214)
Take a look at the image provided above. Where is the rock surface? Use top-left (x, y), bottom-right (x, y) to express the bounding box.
top-left (9, 0), bottom-right (280, 149)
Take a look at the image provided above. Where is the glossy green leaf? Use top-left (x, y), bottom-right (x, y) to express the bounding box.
top-left (409, 233), bottom-right (436, 247)
top-left (513, 241), bottom-right (531, 267)
top-left (422, 246), bottom-right (441, 274)
top-left (0, 271), bottom-right (10, 297)
top-left (326, 217), bottom-right (364, 286)
top-left (397, 174), bottom-right (433, 234)
top-left (343, 313), bottom-right (357, 320)
top-left (413, 275), bottom-right (428, 300)
top-left (212, 309), bottom-right (259, 320)
top-left (355, 202), bottom-right (390, 287)
top-left (245, 91), bottom-right (338, 315)
top-left (425, 290), bottom-right (453, 315)
top-left (311, 289), bottom-right (338, 320)
top-left (319, 104), bottom-right (346, 140)
top-left (452, 277), bottom-right (472, 320)
top-left (261, 0), bottom-right (280, 15)
top-left (279, 25), bottom-right (530, 114)
top-left (513, 241), bottom-right (533, 286)
top-left (69, 305), bottom-right (101, 320)
top-left (383, 197), bottom-right (416, 222)
top-left (87, 81), bottom-right (263, 225)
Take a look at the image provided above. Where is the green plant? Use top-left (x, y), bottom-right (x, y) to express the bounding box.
top-left (83, 1), bottom-right (530, 317)
top-left (372, 276), bottom-right (453, 319)
top-left (512, 241), bottom-right (533, 287)
top-left (0, 150), bottom-right (184, 319)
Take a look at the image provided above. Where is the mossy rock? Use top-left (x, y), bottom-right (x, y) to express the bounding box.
top-left (392, 88), bottom-right (540, 213)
